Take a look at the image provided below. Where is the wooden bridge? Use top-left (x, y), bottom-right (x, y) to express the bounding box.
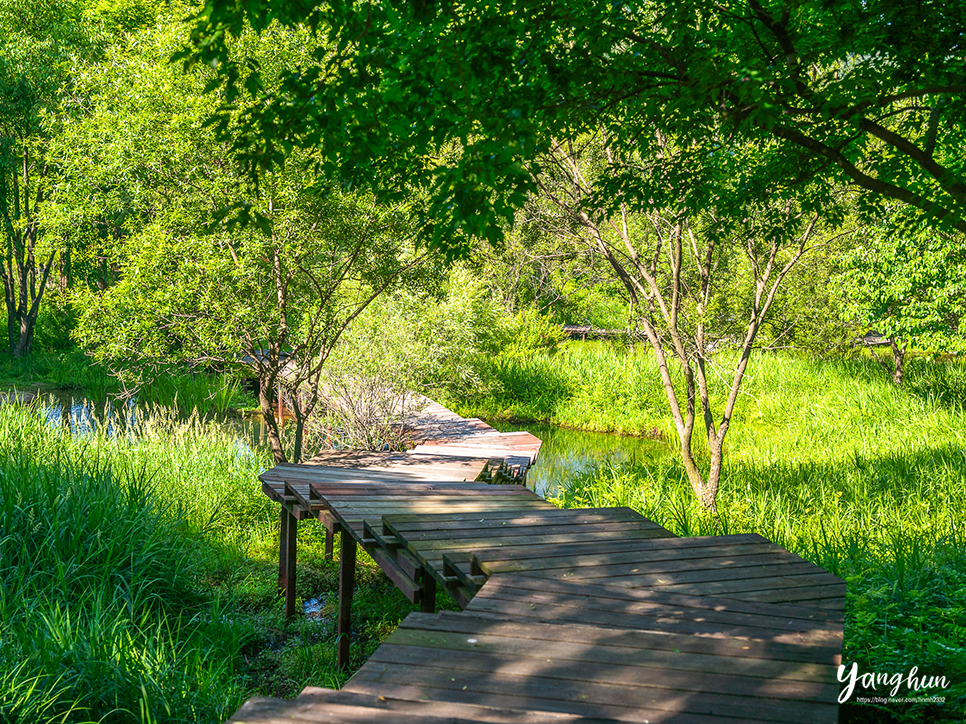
top-left (229, 401), bottom-right (846, 723)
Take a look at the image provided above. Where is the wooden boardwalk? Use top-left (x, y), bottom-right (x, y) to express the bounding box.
top-left (232, 401), bottom-right (845, 723)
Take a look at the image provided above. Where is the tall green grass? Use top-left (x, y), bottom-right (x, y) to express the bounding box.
top-left (0, 405), bottom-right (273, 723)
top-left (445, 341), bottom-right (672, 435)
top-left (0, 401), bottom-right (447, 721)
top-left (469, 344), bottom-right (966, 722)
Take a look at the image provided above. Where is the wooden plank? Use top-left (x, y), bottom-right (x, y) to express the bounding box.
top-left (406, 612), bottom-right (841, 667)
top-left (393, 520), bottom-right (673, 543)
top-left (393, 527), bottom-right (678, 555)
top-left (344, 681), bottom-right (734, 724)
top-left (299, 686), bottom-right (630, 724)
top-left (716, 584), bottom-right (849, 609)
top-left (469, 574), bottom-right (844, 630)
top-left (349, 660), bottom-right (838, 723)
top-left (329, 499), bottom-right (553, 513)
top-left (321, 495), bottom-right (543, 507)
top-left (472, 533), bottom-right (769, 565)
top-left (463, 596), bottom-right (841, 648)
top-left (313, 485), bottom-right (536, 497)
top-left (523, 560), bottom-right (827, 586)
top-left (311, 483), bottom-right (534, 494)
top-left (385, 507), bottom-right (656, 532)
top-left (383, 620), bottom-right (838, 684)
top-left (628, 570), bottom-right (845, 597)
top-left (479, 542), bottom-right (801, 574)
top-left (368, 642), bottom-right (837, 699)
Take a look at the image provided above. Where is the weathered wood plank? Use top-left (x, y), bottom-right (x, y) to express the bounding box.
top-left (405, 612), bottom-right (841, 666)
top-left (479, 543), bottom-right (804, 575)
top-left (385, 507), bottom-right (649, 531)
top-left (348, 661), bottom-right (838, 723)
top-left (368, 642), bottom-right (838, 698)
top-left (298, 686), bottom-right (629, 724)
top-left (468, 574), bottom-right (843, 631)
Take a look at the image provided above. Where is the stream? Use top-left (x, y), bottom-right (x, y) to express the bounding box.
top-left (17, 391), bottom-right (671, 497)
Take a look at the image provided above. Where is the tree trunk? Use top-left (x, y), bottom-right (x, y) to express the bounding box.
top-left (891, 339), bottom-right (906, 385)
top-left (60, 246), bottom-right (70, 292)
top-left (290, 399), bottom-right (306, 464)
top-left (704, 435), bottom-right (724, 514)
top-left (677, 437), bottom-right (721, 515)
top-left (258, 374), bottom-right (288, 464)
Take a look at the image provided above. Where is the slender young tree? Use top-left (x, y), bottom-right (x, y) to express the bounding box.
top-left (0, 0), bottom-right (85, 356)
top-left (532, 134), bottom-right (851, 511)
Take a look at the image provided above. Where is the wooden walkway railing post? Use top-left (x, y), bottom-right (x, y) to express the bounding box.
top-left (285, 509), bottom-right (298, 620)
top-left (277, 508), bottom-right (289, 595)
top-left (337, 526), bottom-right (356, 669)
top-left (418, 571), bottom-right (436, 614)
top-left (324, 528), bottom-right (334, 560)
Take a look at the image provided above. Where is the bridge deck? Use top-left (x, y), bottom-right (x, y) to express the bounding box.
top-left (229, 401), bottom-right (845, 723)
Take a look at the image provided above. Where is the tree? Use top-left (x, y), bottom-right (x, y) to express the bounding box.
top-left (840, 219), bottom-right (966, 384)
top-left (182, 0), bottom-right (966, 250)
top-left (530, 133), bottom-right (850, 511)
top-left (59, 17), bottom-right (429, 463)
top-left (0, 0), bottom-right (86, 356)
top-left (0, 0), bottom-right (163, 356)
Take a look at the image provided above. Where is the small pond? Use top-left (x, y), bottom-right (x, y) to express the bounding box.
top-left (488, 421), bottom-right (671, 498)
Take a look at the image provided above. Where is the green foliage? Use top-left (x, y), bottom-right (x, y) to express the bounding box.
top-left (527, 349), bottom-right (966, 722)
top-left (52, 16), bottom-right (427, 464)
top-left (499, 307), bottom-right (567, 358)
top-left (186, 0), bottom-right (966, 253)
top-left (840, 222), bottom-right (966, 354)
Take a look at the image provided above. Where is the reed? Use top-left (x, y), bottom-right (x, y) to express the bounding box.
top-left (0, 401), bottom-right (438, 722)
top-left (0, 406), bottom-right (257, 723)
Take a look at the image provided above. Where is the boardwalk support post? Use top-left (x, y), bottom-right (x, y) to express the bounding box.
top-left (324, 528), bottom-right (333, 560)
top-left (277, 507), bottom-right (289, 595)
top-left (337, 526), bottom-right (356, 668)
top-left (278, 506), bottom-right (298, 620)
top-left (285, 508), bottom-right (297, 620)
top-left (419, 572), bottom-right (436, 613)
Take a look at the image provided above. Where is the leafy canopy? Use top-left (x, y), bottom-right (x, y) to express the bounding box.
top-left (182, 0), bottom-right (966, 254)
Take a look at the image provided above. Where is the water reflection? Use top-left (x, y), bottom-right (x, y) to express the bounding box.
top-left (27, 391), bottom-right (264, 453)
top-left (490, 422), bottom-right (671, 498)
top-left (18, 392), bottom-right (671, 497)
top-left (36, 393), bottom-right (140, 439)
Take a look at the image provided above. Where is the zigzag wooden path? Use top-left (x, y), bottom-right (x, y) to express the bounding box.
top-left (231, 402), bottom-right (845, 723)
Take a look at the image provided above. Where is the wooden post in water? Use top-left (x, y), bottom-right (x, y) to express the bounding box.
top-left (337, 526), bottom-right (356, 668)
